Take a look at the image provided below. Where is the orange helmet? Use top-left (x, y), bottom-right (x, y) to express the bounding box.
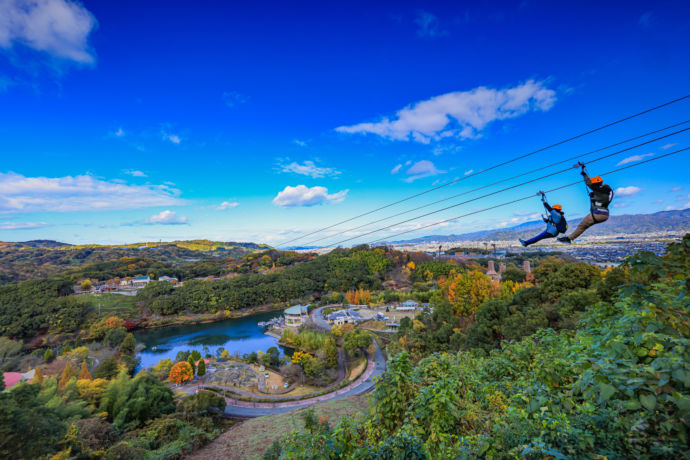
top-left (552, 204), bottom-right (562, 211)
top-left (590, 176), bottom-right (603, 184)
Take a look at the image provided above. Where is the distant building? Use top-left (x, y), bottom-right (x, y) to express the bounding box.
top-left (486, 261), bottom-right (501, 281)
top-left (2, 369), bottom-right (35, 390)
top-left (397, 300), bottom-right (419, 311)
top-left (523, 260), bottom-right (531, 273)
top-left (132, 276), bottom-right (151, 288)
top-left (158, 275), bottom-right (179, 284)
top-left (284, 305), bottom-right (309, 328)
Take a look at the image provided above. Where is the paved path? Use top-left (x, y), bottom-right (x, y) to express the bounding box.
top-left (216, 344), bottom-right (386, 417)
top-left (310, 305), bottom-right (335, 331)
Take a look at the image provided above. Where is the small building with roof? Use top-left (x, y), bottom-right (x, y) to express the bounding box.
top-left (132, 275), bottom-right (151, 288)
top-left (285, 304), bottom-right (309, 328)
top-left (397, 300), bottom-right (419, 311)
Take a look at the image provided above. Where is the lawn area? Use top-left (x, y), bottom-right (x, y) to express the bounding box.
top-left (80, 293), bottom-right (138, 317)
top-left (186, 394), bottom-right (370, 460)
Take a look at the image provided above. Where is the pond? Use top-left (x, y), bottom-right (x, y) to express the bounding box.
top-left (134, 310), bottom-right (286, 370)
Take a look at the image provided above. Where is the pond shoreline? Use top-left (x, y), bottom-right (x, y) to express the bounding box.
top-left (135, 303), bottom-right (287, 332)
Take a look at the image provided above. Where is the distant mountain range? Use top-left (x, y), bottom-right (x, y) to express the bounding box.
top-left (388, 208), bottom-right (690, 245)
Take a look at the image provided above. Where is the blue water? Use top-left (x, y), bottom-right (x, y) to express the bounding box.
top-left (134, 311), bottom-right (285, 370)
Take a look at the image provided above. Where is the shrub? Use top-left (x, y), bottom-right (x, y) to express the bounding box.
top-left (169, 361), bottom-right (194, 384)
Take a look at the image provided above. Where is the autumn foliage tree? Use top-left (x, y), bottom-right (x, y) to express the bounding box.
top-left (345, 288), bottom-right (371, 305)
top-left (78, 361), bottom-right (92, 380)
top-left (59, 362), bottom-right (76, 389)
top-left (168, 361), bottom-right (194, 383)
top-left (440, 270), bottom-right (493, 316)
top-left (91, 316), bottom-right (125, 338)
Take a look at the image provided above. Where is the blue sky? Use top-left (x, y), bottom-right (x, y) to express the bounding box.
top-left (1, 0), bottom-right (689, 246)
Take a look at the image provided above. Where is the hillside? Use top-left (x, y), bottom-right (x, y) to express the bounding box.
top-left (0, 240), bottom-right (271, 284)
top-left (392, 208), bottom-right (690, 244)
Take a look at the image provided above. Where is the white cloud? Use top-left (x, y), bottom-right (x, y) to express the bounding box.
top-left (391, 164), bottom-right (403, 174)
top-left (615, 186), bottom-right (642, 197)
top-left (114, 127), bottom-right (125, 137)
top-left (464, 169), bottom-right (474, 176)
top-left (665, 203), bottom-right (690, 211)
top-left (0, 172), bottom-right (183, 213)
top-left (404, 160), bottom-right (445, 182)
top-left (222, 91), bottom-right (248, 108)
top-left (661, 143), bottom-right (677, 150)
top-left (415, 11), bottom-right (447, 38)
top-left (293, 139), bottom-right (307, 147)
top-left (162, 133), bottom-right (181, 144)
top-left (123, 169), bottom-right (147, 177)
top-left (0, 221), bottom-right (49, 229)
top-left (336, 80), bottom-right (556, 143)
top-left (617, 152), bottom-right (653, 165)
top-left (217, 201), bottom-right (239, 210)
top-left (671, 186), bottom-right (682, 192)
top-left (272, 185), bottom-right (348, 207)
top-left (676, 195), bottom-right (690, 202)
top-left (143, 210), bottom-right (187, 225)
top-left (613, 202), bottom-right (628, 208)
top-left (0, 0), bottom-right (98, 63)
top-left (278, 160), bottom-right (340, 178)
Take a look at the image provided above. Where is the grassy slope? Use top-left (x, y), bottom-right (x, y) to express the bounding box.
top-left (186, 394), bottom-right (370, 460)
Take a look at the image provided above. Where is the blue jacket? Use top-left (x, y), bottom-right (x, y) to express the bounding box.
top-left (543, 201), bottom-right (564, 235)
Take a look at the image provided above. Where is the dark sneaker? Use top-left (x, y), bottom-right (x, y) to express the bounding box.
top-left (519, 238), bottom-right (527, 247)
top-left (557, 236), bottom-right (571, 244)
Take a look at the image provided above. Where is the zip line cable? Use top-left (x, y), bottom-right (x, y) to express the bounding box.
top-left (277, 94), bottom-right (690, 247)
top-left (365, 146), bottom-right (690, 247)
top-left (313, 128), bottom-right (690, 248)
top-left (300, 121), bottom-right (690, 246)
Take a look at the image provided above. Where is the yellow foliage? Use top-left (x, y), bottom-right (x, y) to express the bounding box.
top-left (77, 378), bottom-right (108, 406)
top-left (406, 261), bottom-right (416, 270)
top-left (291, 351), bottom-right (313, 365)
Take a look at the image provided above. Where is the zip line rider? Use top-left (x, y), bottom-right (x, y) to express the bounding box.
top-left (519, 192), bottom-right (568, 247)
top-left (558, 162), bottom-right (614, 244)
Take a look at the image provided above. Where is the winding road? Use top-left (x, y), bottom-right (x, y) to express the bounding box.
top-left (219, 343), bottom-right (386, 417)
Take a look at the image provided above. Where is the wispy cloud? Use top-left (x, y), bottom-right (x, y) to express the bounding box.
top-left (403, 160), bottom-right (445, 182)
top-left (114, 127), bottom-right (125, 137)
top-left (671, 186), bottom-right (682, 192)
top-left (0, 172), bottom-right (183, 213)
top-left (615, 186), bottom-right (642, 197)
top-left (123, 169), bottom-right (147, 177)
top-left (217, 201), bottom-right (239, 210)
top-left (0, 221), bottom-right (49, 230)
top-left (293, 139), bottom-right (307, 147)
top-left (336, 80), bottom-right (556, 143)
top-left (464, 169), bottom-right (474, 176)
top-left (661, 143), bottom-right (677, 150)
top-left (391, 164), bottom-right (403, 174)
top-left (222, 91), bottom-right (248, 108)
top-left (162, 132), bottom-right (181, 144)
top-left (273, 185), bottom-right (348, 207)
top-left (0, 0), bottom-right (98, 64)
top-left (415, 11), bottom-right (447, 38)
top-left (277, 160), bottom-right (340, 178)
top-left (617, 153), bottom-right (653, 165)
top-left (143, 210), bottom-right (187, 225)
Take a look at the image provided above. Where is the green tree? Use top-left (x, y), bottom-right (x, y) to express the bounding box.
top-left (187, 356), bottom-right (196, 375)
top-left (93, 356), bottom-right (120, 380)
top-left (197, 359), bottom-right (206, 376)
top-left (373, 351), bottom-right (415, 433)
top-left (44, 349), bottom-right (54, 362)
top-left (100, 371), bottom-right (174, 431)
top-left (119, 333), bottom-right (136, 354)
top-left (323, 337), bottom-right (338, 368)
top-left (104, 327), bottom-right (127, 348)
